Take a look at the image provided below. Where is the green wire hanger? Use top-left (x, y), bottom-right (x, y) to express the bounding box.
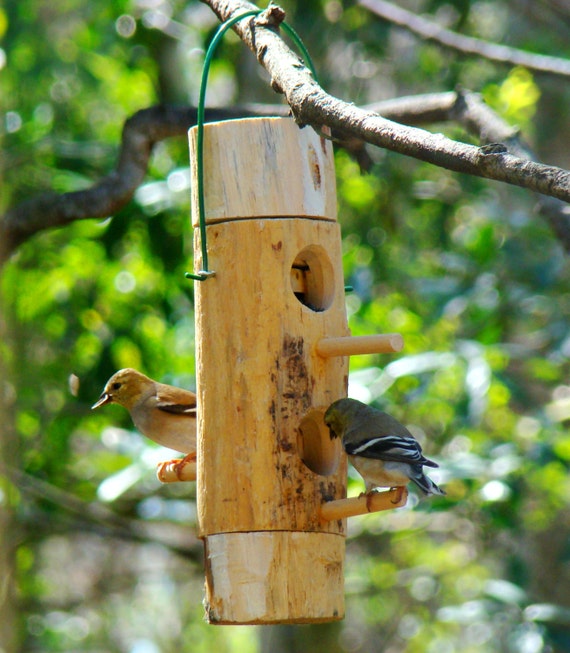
top-left (186, 9), bottom-right (318, 281)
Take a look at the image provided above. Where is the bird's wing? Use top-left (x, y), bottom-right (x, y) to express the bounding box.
top-left (345, 433), bottom-right (438, 467)
top-left (155, 386), bottom-right (197, 416)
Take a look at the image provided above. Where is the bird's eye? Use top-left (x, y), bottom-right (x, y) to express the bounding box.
top-left (112, 382), bottom-right (122, 390)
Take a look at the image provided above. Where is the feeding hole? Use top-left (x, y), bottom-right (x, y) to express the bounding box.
top-left (290, 245), bottom-right (334, 312)
top-left (297, 408), bottom-right (340, 476)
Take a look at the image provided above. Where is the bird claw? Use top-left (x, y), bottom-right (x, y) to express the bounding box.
top-left (390, 486), bottom-right (405, 504)
top-left (355, 491), bottom-right (376, 512)
top-left (173, 452), bottom-right (197, 480)
top-left (363, 491), bottom-right (374, 512)
top-left (156, 452), bottom-right (197, 483)
top-left (360, 487), bottom-right (405, 511)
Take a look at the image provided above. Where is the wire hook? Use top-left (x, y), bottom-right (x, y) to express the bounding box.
top-left (186, 9), bottom-right (319, 282)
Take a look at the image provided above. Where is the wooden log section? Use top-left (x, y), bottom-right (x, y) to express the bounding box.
top-left (204, 532), bottom-right (344, 624)
top-left (193, 219), bottom-right (349, 535)
top-left (187, 117), bottom-right (406, 624)
top-left (190, 118), bottom-right (349, 624)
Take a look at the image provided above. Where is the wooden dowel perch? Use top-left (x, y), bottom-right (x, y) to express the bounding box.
top-left (316, 334), bottom-right (403, 357)
top-left (157, 459), bottom-right (197, 483)
top-left (319, 487), bottom-right (408, 522)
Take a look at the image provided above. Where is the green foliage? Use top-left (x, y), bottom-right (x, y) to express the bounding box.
top-left (3, 1), bottom-right (570, 652)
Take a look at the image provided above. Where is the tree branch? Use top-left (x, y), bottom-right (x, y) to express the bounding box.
top-left (4, 0), bottom-right (570, 265)
top-left (202, 1), bottom-right (570, 202)
top-left (5, 465), bottom-right (203, 562)
top-left (367, 89), bottom-right (570, 250)
top-left (0, 104), bottom-right (281, 266)
top-left (450, 89), bottom-right (570, 251)
top-left (0, 95), bottom-right (456, 267)
top-left (359, 0), bottom-right (570, 79)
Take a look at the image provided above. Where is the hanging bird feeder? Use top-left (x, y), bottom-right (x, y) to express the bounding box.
top-left (165, 115), bottom-right (406, 624)
top-left (158, 10), bottom-right (407, 625)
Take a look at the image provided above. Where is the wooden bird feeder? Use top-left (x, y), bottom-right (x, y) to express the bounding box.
top-left (174, 117), bottom-right (405, 624)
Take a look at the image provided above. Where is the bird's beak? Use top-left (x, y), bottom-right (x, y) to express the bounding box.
top-left (91, 393), bottom-right (112, 410)
top-left (326, 424), bottom-right (338, 440)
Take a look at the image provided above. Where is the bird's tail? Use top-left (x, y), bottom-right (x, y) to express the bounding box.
top-left (411, 468), bottom-right (446, 496)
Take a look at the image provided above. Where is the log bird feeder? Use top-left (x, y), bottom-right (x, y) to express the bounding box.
top-left (165, 116), bottom-right (406, 624)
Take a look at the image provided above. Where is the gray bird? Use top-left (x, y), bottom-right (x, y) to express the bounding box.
top-left (324, 398), bottom-right (445, 499)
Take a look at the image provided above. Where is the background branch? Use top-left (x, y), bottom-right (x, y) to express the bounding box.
top-left (359, 0), bottom-right (570, 79)
top-left (0, 105), bottom-right (280, 266)
top-left (5, 465), bottom-right (203, 562)
top-left (203, 1), bottom-right (570, 202)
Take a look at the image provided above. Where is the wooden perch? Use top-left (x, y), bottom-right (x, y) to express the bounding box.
top-left (316, 334), bottom-right (403, 357)
top-left (319, 487), bottom-right (408, 522)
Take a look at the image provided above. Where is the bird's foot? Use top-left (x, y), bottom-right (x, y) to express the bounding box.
top-left (174, 452), bottom-right (197, 481)
top-left (156, 452), bottom-right (197, 483)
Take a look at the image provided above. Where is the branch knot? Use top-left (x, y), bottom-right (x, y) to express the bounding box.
top-left (256, 3), bottom-right (286, 28)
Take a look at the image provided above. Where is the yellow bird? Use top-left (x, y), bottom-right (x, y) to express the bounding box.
top-left (92, 368), bottom-right (197, 466)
